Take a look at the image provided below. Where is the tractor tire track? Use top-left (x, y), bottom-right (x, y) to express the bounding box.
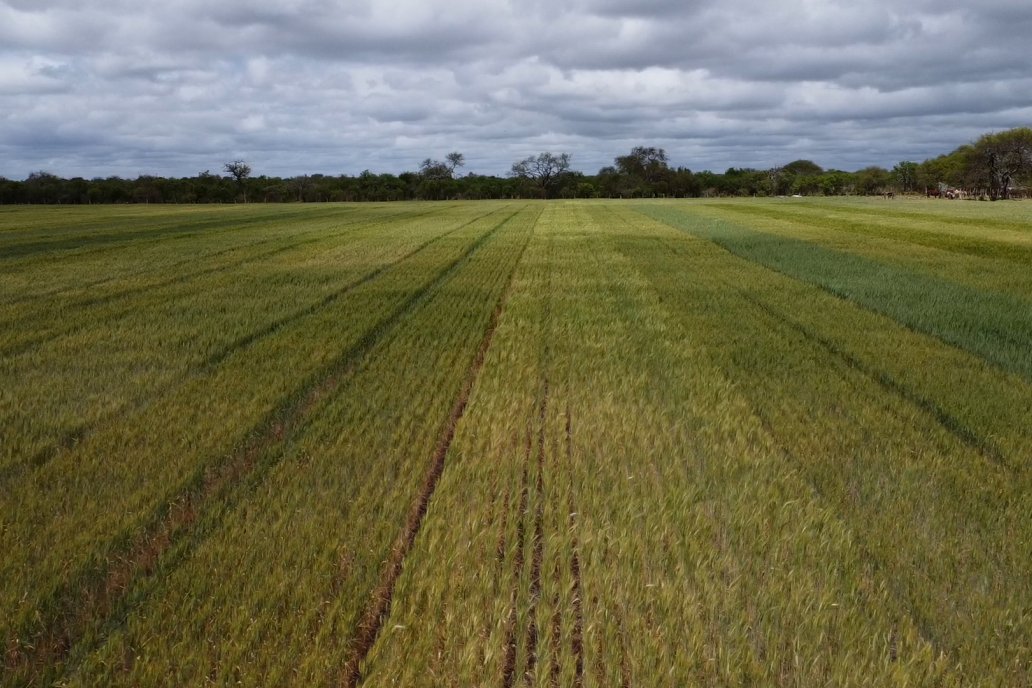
top-left (549, 574), bottom-right (562, 688)
top-left (745, 402), bottom-right (948, 662)
top-left (502, 447), bottom-right (533, 688)
top-left (610, 227), bottom-right (952, 671)
top-left (0, 207), bottom-right (509, 485)
top-left (4, 220), bottom-right (325, 312)
top-left (737, 291), bottom-right (1012, 470)
top-left (567, 406), bottom-right (585, 688)
top-left (628, 225), bottom-right (1011, 471)
top-left (642, 205), bottom-right (1032, 383)
top-left (4, 208), bottom-right (520, 687)
top-left (0, 206), bottom-right (435, 307)
top-left (524, 382), bottom-right (548, 685)
top-left (0, 204), bottom-right (368, 264)
top-left (1, 206), bottom-right (451, 358)
top-left (340, 213), bottom-right (533, 688)
top-left (707, 202), bottom-right (1032, 265)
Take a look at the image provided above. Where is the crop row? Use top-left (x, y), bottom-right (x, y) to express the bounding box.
top-left (56, 205), bottom-right (539, 685)
top-left (640, 203), bottom-right (1032, 382)
top-left (0, 204), bottom-right (497, 472)
top-left (694, 199), bottom-right (1032, 299)
top-left (355, 202), bottom-right (1028, 685)
top-left (2, 199), bottom-right (1027, 686)
top-left (624, 203), bottom-right (1030, 683)
top-left (0, 203), bottom-right (523, 685)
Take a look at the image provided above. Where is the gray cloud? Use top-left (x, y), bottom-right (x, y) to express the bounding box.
top-left (1, 0), bottom-right (1030, 179)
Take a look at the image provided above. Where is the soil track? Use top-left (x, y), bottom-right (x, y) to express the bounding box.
top-left (4, 209), bottom-right (520, 687)
top-left (340, 210), bottom-right (534, 688)
top-left (524, 383), bottom-right (549, 684)
top-left (502, 449), bottom-right (533, 688)
top-left (567, 407), bottom-right (585, 688)
top-left (1, 207), bottom-right (508, 489)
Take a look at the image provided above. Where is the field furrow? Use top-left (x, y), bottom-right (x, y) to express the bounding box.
top-left (640, 204), bottom-right (1032, 381)
top-left (0, 205), bottom-right (506, 476)
top-left (55, 205), bottom-right (538, 686)
top-left (1, 199), bottom-right (1027, 687)
top-left (0, 204), bottom-right (364, 263)
top-left (341, 207), bottom-right (535, 687)
top-left (1, 206), bottom-right (518, 684)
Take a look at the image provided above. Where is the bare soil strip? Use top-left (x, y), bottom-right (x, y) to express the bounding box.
top-left (340, 213), bottom-right (533, 688)
top-left (524, 384), bottom-right (549, 685)
top-left (4, 210), bottom-right (519, 687)
top-left (549, 579), bottom-right (562, 688)
top-left (567, 407), bottom-right (585, 688)
top-left (502, 450), bottom-right (532, 688)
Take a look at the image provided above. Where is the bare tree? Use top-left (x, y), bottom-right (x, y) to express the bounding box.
top-left (509, 152), bottom-right (571, 198)
top-left (445, 152), bottom-right (465, 175)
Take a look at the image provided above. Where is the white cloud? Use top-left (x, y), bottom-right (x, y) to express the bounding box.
top-left (0, 0), bottom-right (1030, 178)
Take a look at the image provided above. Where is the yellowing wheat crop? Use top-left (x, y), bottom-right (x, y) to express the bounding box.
top-left (1, 198), bottom-right (1030, 686)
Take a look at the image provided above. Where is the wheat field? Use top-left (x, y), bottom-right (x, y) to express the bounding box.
top-left (1, 198), bottom-right (1029, 686)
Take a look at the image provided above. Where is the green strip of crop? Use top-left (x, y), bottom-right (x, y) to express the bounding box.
top-left (639, 204), bottom-right (1032, 381)
top-left (705, 201), bottom-right (1032, 263)
top-left (686, 200), bottom-right (1032, 303)
top-left (607, 204), bottom-right (1028, 682)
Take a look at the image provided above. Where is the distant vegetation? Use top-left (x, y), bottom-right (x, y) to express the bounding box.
top-left (1, 127), bottom-right (1029, 203)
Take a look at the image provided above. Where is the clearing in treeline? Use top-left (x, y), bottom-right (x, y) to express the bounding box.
top-left (1, 198), bottom-right (1030, 686)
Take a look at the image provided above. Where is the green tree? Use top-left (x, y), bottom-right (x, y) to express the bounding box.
top-left (892, 161), bottom-right (919, 193)
top-left (852, 166), bottom-right (891, 195)
top-left (918, 147), bottom-right (969, 192)
top-left (782, 159), bottom-right (823, 177)
top-left (970, 128), bottom-right (1032, 200)
top-left (615, 146), bottom-right (669, 184)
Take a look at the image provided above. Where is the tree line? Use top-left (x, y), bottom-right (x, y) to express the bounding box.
top-left (2, 127), bottom-right (1029, 204)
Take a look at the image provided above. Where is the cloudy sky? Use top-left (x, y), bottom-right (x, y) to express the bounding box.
top-left (1, 0), bottom-right (1031, 179)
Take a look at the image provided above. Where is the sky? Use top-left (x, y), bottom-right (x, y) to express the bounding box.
top-left (1, 0), bottom-right (1031, 179)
